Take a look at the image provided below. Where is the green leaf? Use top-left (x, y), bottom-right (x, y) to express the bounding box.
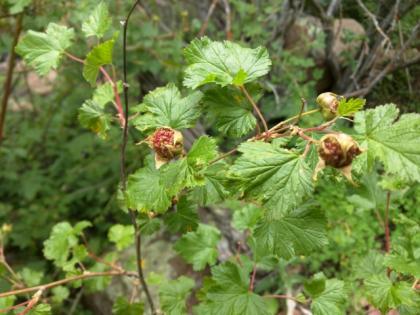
top-left (365, 275), bottom-right (417, 313)
top-left (92, 81), bottom-right (121, 106)
top-left (125, 158), bottom-right (173, 213)
top-left (108, 224), bottom-right (134, 250)
top-left (28, 304), bottom-right (52, 315)
top-left (232, 204), bottom-right (262, 232)
top-left (254, 205), bottom-right (328, 259)
top-left (7, 0), bottom-right (31, 14)
top-left (384, 255), bottom-right (420, 278)
top-left (230, 141), bottom-right (313, 215)
top-left (82, 2), bottom-right (112, 39)
top-left (354, 251), bottom-right (386, 279)
top-left (304, 273), bottom-right (326, 298)
top-left (174, 224), bottom-right (220, 271)
top-left (159, 276), bottom-right (195, 315)
top-left (197, 262), bottom-right (270, 315)
top-left (337, 97), bottom-right (366, 116)
top-left (20, 267), bottom-right (43, 286)
top-left (183, 37), bottom-right (271, 89)
top-left (133, 83), bottom-right (203, 131)
top-left (83, 39), bottom-right (115, 86)
top-left (138, 215), bottom-right (161, 235)
top-left (164, 195), bottom-right (199, 233)
top-left (43, 221), bottom-right (90, 271)
top-left (51, 286), bottom-right (70, 304)
top-left (354, 104), bottom-right (420, 181)
top-left (308, 278), bottom-right (346, 315)
top-left (112, 297), bottom-right (144, 315)
top-left (190, 162), bottom-right (230, 206)
top-left (204, 86), bottom-right (257, 137)
top-left (162, 136), bottom-right (218, 188)
top-left (187, 136), bottom-right (218, 167)
top-left (78, 100), bottom-right (111, 139)
top-left (15, 23), bottom-right (75, 75)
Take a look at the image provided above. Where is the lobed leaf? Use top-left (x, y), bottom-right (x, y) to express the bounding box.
top-left (82, 2), bottom-right (112, 39)
top-left (183, 37), bottom-right (271, 89)
top-left (133, 83), bottom-right (203, 131)
top-left (15, 23), bottom-right (75, 75)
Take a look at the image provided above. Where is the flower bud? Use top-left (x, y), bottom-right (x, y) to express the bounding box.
top-left (316, 92), bottom-right (343, 120)
top-left (148, 127), bottom-right (184, 168)
top-left (314, 133), bottom-right (362, 183)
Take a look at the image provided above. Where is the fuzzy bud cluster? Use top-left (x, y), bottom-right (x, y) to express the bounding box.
top-left (148, 127), bottom-right (183, 168)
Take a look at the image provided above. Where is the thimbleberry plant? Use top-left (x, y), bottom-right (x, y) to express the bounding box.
top-left (1, 1), bottom-right (419, 315)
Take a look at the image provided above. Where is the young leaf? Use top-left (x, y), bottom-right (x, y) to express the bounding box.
top-left (197, 262), bottom-right (270, 315)
top-left (337, 97), bottom-right (366, 116)
top-left (83, 39), bottom-right (115, 86)
top-left (133, 83), bottom-right (203, 131)
top-left (161, 136), bottom-right (218, 188)
top-left (112, 297), bottom-right (144, 315)
top-left (354, 104), bottom-right (420, 181)
top-left (183, 37), bottom-right (271, 89)
top-left (232, 204), bottom-right (262, 232)
top-left (29, 304), bottom-right (52, 315)
top-left (78, 100), bottom-right (111, 139)
top-left (82, 2), bottom-right (112, 39)
top-left (15, 23), bottom-right (75, 75)
top-left (204, 86), bottom-right (257, 137)
top-left (43, 222), bottom-right (77, 267)
top-left (164, 195), bottom-right (199, 233)
top-left (230, 141), bottom-right (313, 215)
top-left (365, 275), bottom-right (417, 313)
top-left (108, 224), bottom-right (134, 250)
top-left (254, 205), bottom-right (328, 259)
top-left (7, 0), bottom-right (31, 14)
top-left (125, 159), bottom-right (173, 213)
top-left (190, 162), bottom-right (230, 206)
top-left (174, 224), bottom-right (220, 271)
top-left (159, 276), bottom-right (195, 315)
top-left (307, 277), bottom-right (346, 315)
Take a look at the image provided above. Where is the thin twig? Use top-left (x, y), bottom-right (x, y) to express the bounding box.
top-left (0, 271), bottom-right (135, 299)
top-left (64, 52), bottom-right (125, 125)
top-left (0, 13), bottom-right (23, 142)
top-left (221, 0), bottom-right (232, 40)
top-left (384, 191), bottom-right (391, 254)
top-left (249, 263), bottom-right (257, 292)
top-left (121, 1), bottom-right (156, 314)
top-left (240, 85), bottom-right (269, 135)
top-left (17, 289), bottom-right (44, 315)
top-left (0, 300), bottom-right (30, 314)
top-left (356, 0), bottom-right (392, 48)
top-left (198, 0), bottom-right (219, 37)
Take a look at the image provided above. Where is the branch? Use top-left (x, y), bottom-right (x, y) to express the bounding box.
top-left (198, 0), bottom-right (219, 37)
top-left (0, 13), bottom-right (23, 142)
top-left (356, 0), bottom-right (392, 48)
top-left (16, 289), bottom-right (43, 315)
top-left (221, 0), bottom-right (232, 40)
top-left (121, 1), bottom-right (156, 314)
top-left (64, 52), bottom-right (125, 125)
top-left (0, 271), bottom-right (135, 299)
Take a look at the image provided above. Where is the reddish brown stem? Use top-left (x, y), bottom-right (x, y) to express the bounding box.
top-left (249, 263), bottom-right (257, 292)
top-left (64, 52), bottom-right (125, 126)
top-left (385, 191), bottom-right (391, 254)
top-left (17, 289), bottom-right (43, 315)
top-left (0, 13), bottom-right (23, 142)
top-left (240, 85), bottom-right (269, 135)
top-left (0, 270), bottom-right (135, 299)
top-left (198, 0), bottom-right (219, 37)
top-left (0, 300), bottom-right (30, 314)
